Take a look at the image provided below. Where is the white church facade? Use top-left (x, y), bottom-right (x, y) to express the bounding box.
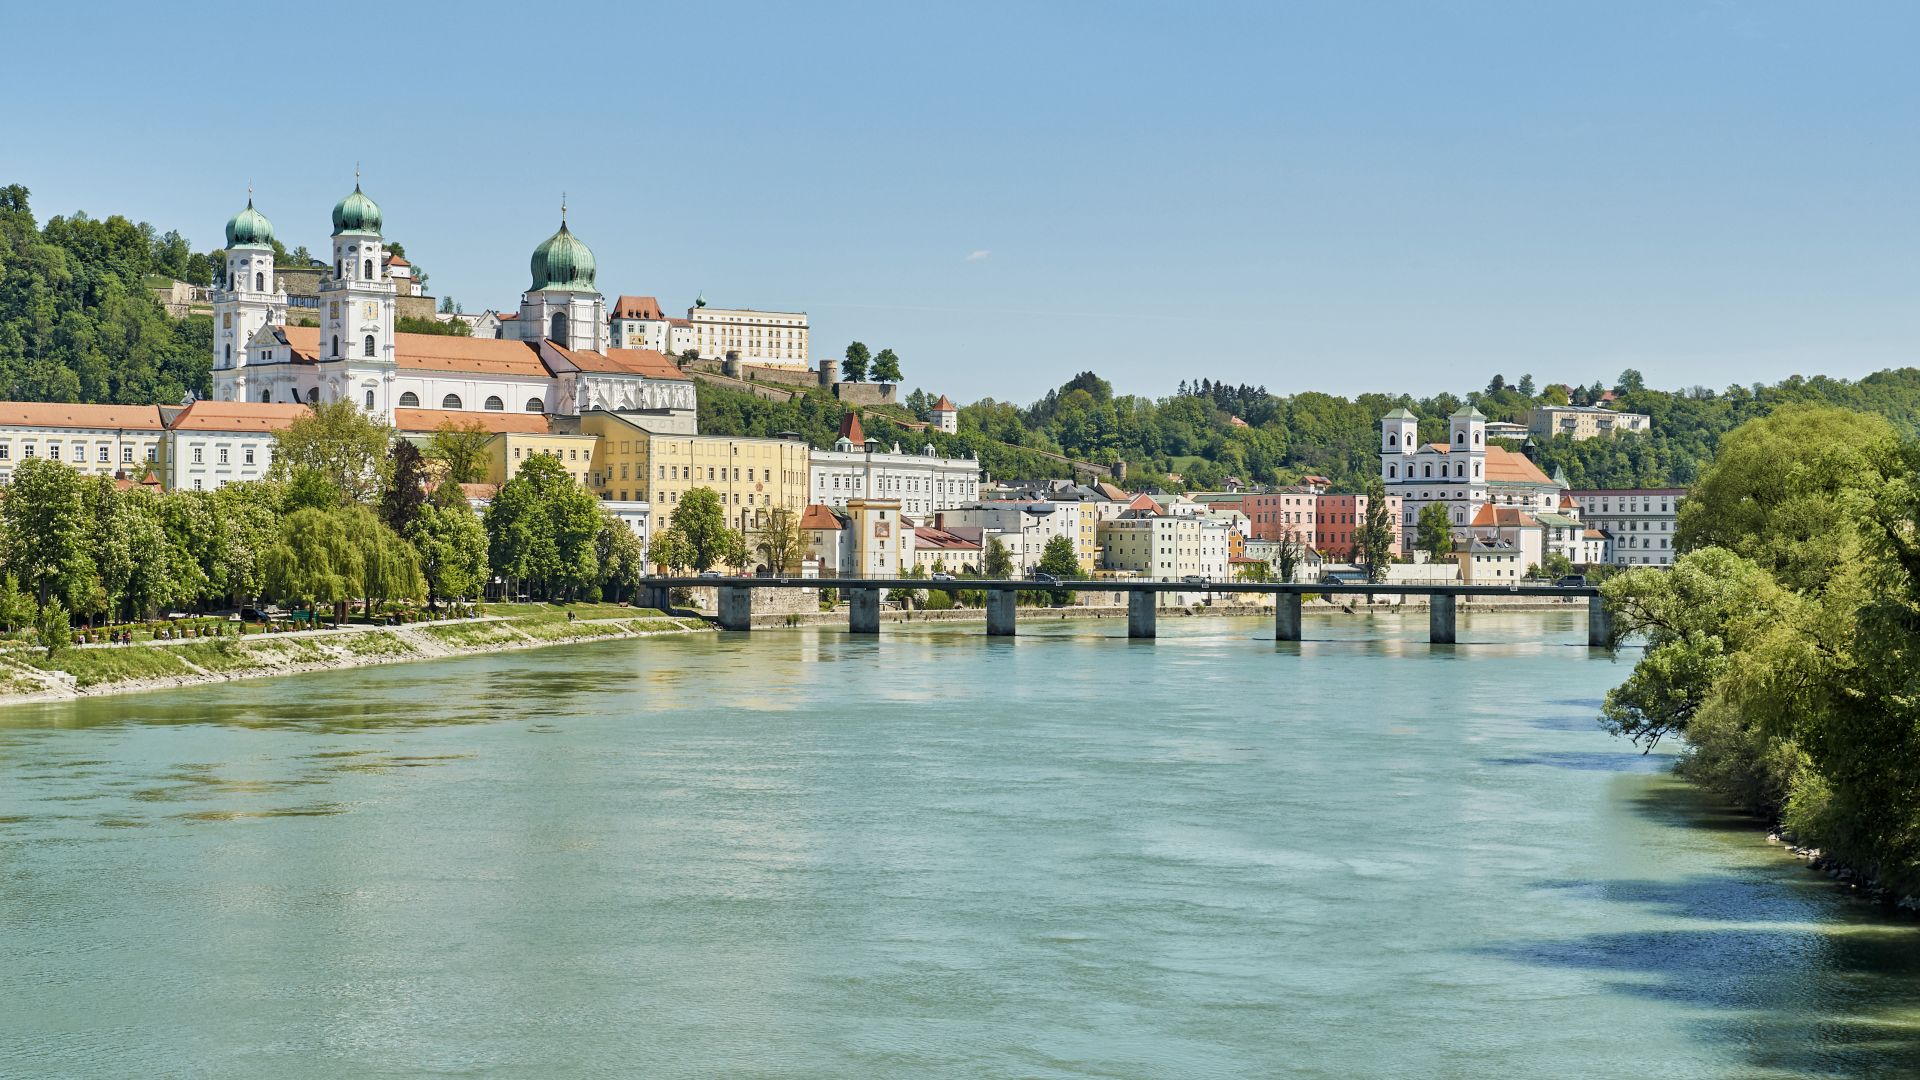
top-left (209, 186), bottom-right (692, 424)
top-left (1380, 405), bottom-right (1561, 541)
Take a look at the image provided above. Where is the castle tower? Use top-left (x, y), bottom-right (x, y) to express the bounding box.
top-left (931, 394), bottom-right (958, 434)
top-left (520, 202), bottom-right (607, 353)
top-left (210, 195), bottom-right (286, 401)
top-left (317, 180), bottom-right (397, 412)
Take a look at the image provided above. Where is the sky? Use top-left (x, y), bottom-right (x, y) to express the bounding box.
top-left (3, 1), bottom-right (1917, 405)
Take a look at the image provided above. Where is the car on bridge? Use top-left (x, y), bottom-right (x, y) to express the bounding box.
top-left (1553, 575), bottom-right (1588, 588)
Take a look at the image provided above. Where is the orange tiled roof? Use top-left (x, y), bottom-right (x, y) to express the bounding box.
top-left (912, 526), bottom-right (981, 551)
top-left (548, 343), bottom-right (688, 380)
top-left (1485, 446), bottom-right (1553, 485)
top-left (610, 295), bottom-right (664, 321)
top-left (1470, 505), bottom-right (1541, 529)
top-left (838, 411), bottom-right (865, 444)
top-left (393, 408), bottom-right (554, 435)
top-left (168, 401), bottom-right (309, 432)
top-left (799, 503), bottom-right (843, 530)
top-left (0, 402), bottom-right (164, 430)
top-left (933, 395), bottom-right (955, 410)
top-left (281, 325), bottom-right (551, 378)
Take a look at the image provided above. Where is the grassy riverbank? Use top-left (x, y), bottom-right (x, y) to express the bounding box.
top-left (0, 604), bottom-right (713, 705)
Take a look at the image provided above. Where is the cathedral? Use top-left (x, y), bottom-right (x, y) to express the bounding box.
top-left (209, 185), bottom-right (695, 424)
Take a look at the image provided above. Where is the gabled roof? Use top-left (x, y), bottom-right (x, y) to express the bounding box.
top-left (1127, 492), bottom-right (1164, 515)
top-left (281, 324), bottom-right (551, 378)
top-left (0, 402), bottom-right (164, 430)
top-left (544, 342), bottom-right (687, 380)
top-left (1470, 505), bottom-right (1541, 529)
top-left (838, 410), bottom-right (865, 445)
top-left (798, 503), bottom-right (844, 531)
top-left (610, 295), bottom-right (664, 321)
top-left (393, 408), bottom-right (554, 435)
top-left (167, 400), bottom-right (309, 432)
top-left (932, 395), bottom-right (956, 411)
top-left (1485, 447), bottom-right (1553, 485)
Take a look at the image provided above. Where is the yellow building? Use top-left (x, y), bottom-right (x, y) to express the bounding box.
top-left (0, 403), bottom-right (165, 484)
top-left (394, 408), bottom-right (597, 487)
top-left (581, 411), bottom-right (810, 534)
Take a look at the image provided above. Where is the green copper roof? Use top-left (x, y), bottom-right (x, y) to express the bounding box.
top-left (225, 198), bottom-right (274, 249)
top-left (694, 291), bottom-right (707, 308)
top-left (529, 221), bottom-right (598, 293)
top-left (331, 183), bottom-right (382, 236)
top-left (1450, 405), bottom-right (1487, 420)
top-left (1382, 408), bottom-right (1416, 420)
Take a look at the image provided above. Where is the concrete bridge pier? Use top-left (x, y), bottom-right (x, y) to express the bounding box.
top-left (1588, 594), bottom-right (1612, 649)
top-left (986, 591), bottom-right (1017, 637)
top-left (849, 588), bottom-right (881, 634)
top-left (1429, 594), bottom-right (1457, 645)
top-left (717, 585), bottom-right (753, 631)
top-left (1275, 593), bottom-right (1302, 641)
top-left (643, 584), bottom-right (673, 613)
top-left (1128, 591), bottom-right (1157, 639)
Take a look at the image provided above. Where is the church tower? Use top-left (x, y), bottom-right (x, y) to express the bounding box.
top-left (520, 203), bottom-right (607, 353)
top-left (211, 195), bottom-right (286, 402)
top-left (1380, 407), bottom-right (1417, 482)
top-left (317, 180), bottom-right (397, 412)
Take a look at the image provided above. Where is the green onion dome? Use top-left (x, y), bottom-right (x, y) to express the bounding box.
top-left (225, 199), bottom-right (274, 249)
top-left (331, 183), bottom-right (383, 236)
top-left (528, 221), bottom-right (598, 293)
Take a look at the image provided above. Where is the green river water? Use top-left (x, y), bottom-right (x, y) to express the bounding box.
top-left (3, 612), bottom-right (1920, 1079)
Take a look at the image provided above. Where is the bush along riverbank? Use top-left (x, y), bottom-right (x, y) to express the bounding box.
top-left (1600, 404), bottom-right (1920, 910)
top-left (0, 604), bottom-right (712, 705)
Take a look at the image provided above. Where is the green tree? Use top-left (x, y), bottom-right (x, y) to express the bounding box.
top-left (261, 506), bottom-right (361, 619)
top-left (842, 341), bottom-right (870, 382)
top-left (381, 438), bottom-right (430, 535)
top-left (1273, 530), bottom-right (1304, 584)
top-left (408, 500), bottom-right (489, 609)
top-left (594, 511), bottom-right (648, 602)
top-left (483, 454), bottom-right (601, 598)
top-left (1416, 501), bottom-right (1454, 562)
top-left (35, 598), bottom-right (69, 657)
top-left (871, 348), bottom-right (902, 384)
top-left (982, 536), bottom-right (1014, 579)
top-left (753, 506), bottom-right (805, 575)
top-left (425, 420), bottom-right (493, 486)
top-left (2, 457), bottom-right (97, 609)
top-left (1355, 481), bottom-right (1397, 584)
top-left (271, 399), bottom-right (395, 503)
top-left (647, 528), bottom-right (692, 574)
top-left (1037, 534), bottom-right (1079, 606)
top-left (662, 487), bottom-right (748, 573)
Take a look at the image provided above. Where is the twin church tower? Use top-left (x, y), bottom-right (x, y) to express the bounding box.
top-left (210, 181), bottom-right (607, 412)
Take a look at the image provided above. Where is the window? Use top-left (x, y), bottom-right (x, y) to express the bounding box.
top-left (218, 447), bottom-right (229, 465)
top-left (244, 447), bottom-right (254, 465)
top-left (526, 398), bottom-right (544, 413)
top-left (261, 390), bottom-right (271, 403)
top-left (484, 396), bottom-right (504, 411)
top-left (254, 272), bottom-right (263, 291)
top-left (0, 445), bottom-right (8, 460)
top-left (192, 447), bottom-right (202, 464)
top-left (22, 445), bottom-right (32, 457)
top-left (121, 446), bottom-right (132, 463)
top-left (307, 387), bottom-right (319, 404)
top-left (47, 445), bottom-right (59, 460)
top-left (364, 390), bottom-right (375, 410)
top-left (442, 394), bottom-right (462, 409)
top-left (332, 334), bottom-right (340, 357)
top-left (224, 343), bottom-right (232, 365)
top-left (550, 312), bottom-right (568, 342)
top-left (193, 479), bottom-right (202, 491)
top-left (97, 446), bottom-right (109, 463)
top-left (399, 392), bottom-right (419, 407)
top-left (364, 259), bottom-right (373, 279)
top-left (363, 334), bottom-right (375, 358)
top-left (147, 446), bottom-right (156, 461)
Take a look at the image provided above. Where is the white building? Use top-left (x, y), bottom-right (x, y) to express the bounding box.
top-left (1568, 488), bottom-right (1684, 566)
top-left (808, 412), bottom-right (980, 520)
top-left (685, 298), bottom-right (808, 366)
top-left (0, 403), bottom-right (164, 484)
top-left (160, 401), bottom-right (307, 491)
top-left (930, 394), bottom-right (958, 434)
top-left (1381, 405), bottom-right (1561, 545)
top-left (609, 295), bottom-right (670, 352)
top-left (934, 501), bottom-right (1079, 576)
top-left (1097, 513), bottom-right (1231, 605)
top-left (211, 189), bottom-right (689, 424)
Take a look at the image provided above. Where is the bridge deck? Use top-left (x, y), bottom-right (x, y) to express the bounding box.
top-left (642, 576), bottom-right (1599, 599)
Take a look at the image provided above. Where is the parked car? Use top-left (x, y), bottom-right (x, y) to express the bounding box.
top-left (1032, 572), bottom-right (1061, 586)
top-left (1553, 575), bottom-right (1587, 588)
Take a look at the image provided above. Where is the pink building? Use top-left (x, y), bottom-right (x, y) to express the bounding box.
top-left (1315, 492), bottom-right (1404, 560)
top-left (1240, 488), bottom-right (1321, 549)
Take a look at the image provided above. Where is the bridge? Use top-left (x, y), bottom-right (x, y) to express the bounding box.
top-left (638, 577), bottom-right (1612, 647)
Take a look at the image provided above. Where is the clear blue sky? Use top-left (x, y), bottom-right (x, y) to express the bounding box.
top-left (5, 1), bottom-right (1916, 404)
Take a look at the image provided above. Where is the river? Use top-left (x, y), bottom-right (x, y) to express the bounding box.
top-left (3, 611), bottom-right (1918, 1078)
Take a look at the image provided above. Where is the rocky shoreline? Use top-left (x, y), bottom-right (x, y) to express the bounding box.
top-left (0, 615), bottom-right (714, 708)
top-left (1767, 831), bottom-right (1920, 915)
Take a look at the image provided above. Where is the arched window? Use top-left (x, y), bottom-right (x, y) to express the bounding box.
top-left (336, 259), bottom-right (344, 278)
top-left (525, 398), bottom-right (545, 413)
top-left (550, 311), bottom-right (567, 342)
top-left (261, 390), bottom-right (271, 403)
top-left (332, 334), bottom-right (340, 357)
top-left (253, 272), bottom-right (263, 291)
top-left (363, 259), bottom-right (373, 279)
top-left (363, 335), bottom-right (375, 358)
top-left (484, 396), bottom-right (504, 411)
top-left (1388, 464), bottom-right (1397, 479)
top-left (1387, 433), bottom-right (1397, 446)
top-left (442, 394), bottom-right (462, 409)
top-left (1423, 464), bottom-right (1431, 478)
top-left (1473, 432), bottom-right (1482, 445)
top-left (398, 392), bottom-right (419, 407)
top-left (1455, 431), bottom-right (1465, 445)
top-left (364, 390), bottom-right (375, 410)
top-left (306, 387), bottom-right (319, 404)
top-left (224, 343), bottom-right (231, 364)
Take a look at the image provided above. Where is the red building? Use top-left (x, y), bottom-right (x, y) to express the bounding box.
top-left (1314, 492), bottom-right (1404, 559)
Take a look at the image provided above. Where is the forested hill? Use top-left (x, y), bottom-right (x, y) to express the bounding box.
top-left (0, 185), bottom-right (213, 405)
